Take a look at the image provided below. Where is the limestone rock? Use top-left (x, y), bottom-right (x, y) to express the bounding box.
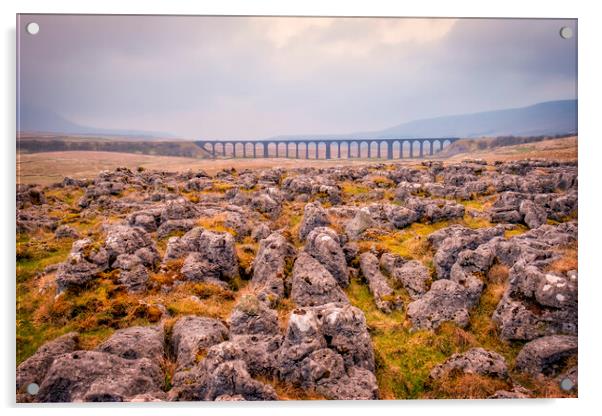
top-left (171, 316), bottom-right (229, 371)
top-left (251, 232), bottom-right (296, 305)
top-left (16, 332), bottom-right (79, 394)
top-left (515, 335), bottom-right (578, 377)
top-left (407, 279), bottom-right (471, 329)
top-left (305, 227), bottom-right (349, 287)
top-left (36, 351), bottom-right (163, 402)
top-left (291, 252), bottom-right (348, 307)
top-left (430, 348), bottom-right (508, 380)
top-left (359, 252), bottom-right (402, 313)
top-left (96, 326), bottom-right (164, 361)
top-left (345, 208), bottom-right (374, 240)
top-left (299, 202), bottom-right (331, 241)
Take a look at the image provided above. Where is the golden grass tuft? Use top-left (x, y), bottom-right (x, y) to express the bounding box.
top-left (196, 213), bottom-right (236, 235)
top-left (504, 224), bottom-right (529, 238)
top-left (546, 243), bottom-right (578, 274)
top-left (255, 376), bottom-right (327, 400)
top-left (236, 242), bottom-right (258, 273)
top-left (426, 372), bottom-right (511, 399)
top-left (340, 181), bottom-right (370, 197)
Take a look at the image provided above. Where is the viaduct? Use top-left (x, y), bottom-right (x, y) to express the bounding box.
top-left (194, 137), bottom-right (460, 160)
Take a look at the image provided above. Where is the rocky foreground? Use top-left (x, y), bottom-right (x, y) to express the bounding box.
top-left (16, 159), bottom-right (578, 402)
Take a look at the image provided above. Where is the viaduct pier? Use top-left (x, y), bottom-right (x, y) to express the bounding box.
top-left (194, 137), bottom-right (460, 160)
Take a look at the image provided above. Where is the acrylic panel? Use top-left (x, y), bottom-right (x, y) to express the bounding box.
top-left (16, 14), bottom-right (577, 403)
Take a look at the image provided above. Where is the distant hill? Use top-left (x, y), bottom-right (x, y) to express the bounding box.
top-left (18, 99), bottom-right (577, 142)
top-left (268, 99), bottom-right (577, 140)
top-left (17, 105), bottom-right (176, 140)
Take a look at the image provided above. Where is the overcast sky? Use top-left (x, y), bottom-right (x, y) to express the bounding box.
top-left (18, 15), bottom-right (577, 139)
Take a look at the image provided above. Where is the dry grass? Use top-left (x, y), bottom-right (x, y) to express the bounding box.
top-left (255, 376), bottom-right (326, 400)
top-left (426, 372), bottom-right (510, 399)
top-left (546, 243), bottom-right (578, 273)
top-left (18, 151), bottom-right (411, 185)
top-left (504, 224), bottom-right (530, 238)
top-left (443, 136), bottom-right (577, 164)
top-left (196, 213), bottom-right (236, 235)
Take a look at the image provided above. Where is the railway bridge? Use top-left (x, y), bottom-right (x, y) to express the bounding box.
top-left (194, 137), bottom-right (460, 160)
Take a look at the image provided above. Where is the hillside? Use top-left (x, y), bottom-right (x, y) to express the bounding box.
top-left (17, 136), bottom-right (207, 157)
top-left (268, 100), bottom-right (577, 141)
top-left (17, 105), bottom-right (175, 140)
top-left (438, 135), bottom-right (577, 162)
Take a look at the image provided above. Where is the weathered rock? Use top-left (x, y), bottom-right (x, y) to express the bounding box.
top-left (172, 356), bottom-right (278, 401)
top-left (345, 208), bottom-right (375, 240)
top-left (16, 332), bottom-right (79, 394)
top-left (118, 264), bottom-right (150, 293)
top-left (291, 252), bottom-right (349, 307)
top-left (277, 303), bottom-right (378, 400)
top-left (420, 199), bottom-right (465, 223)
top-left (96, 326), bottom-right (164, 361)
top-left (305, 227), bottom-right (349, 287)
top-left (160, 198), bottom-right (198, 222)
top-left (36, 351), bottom-right (163, 402)
top-left (180, 252), bottom-right (224, 287)
top-left (492, 295), bottom-right (548, 341)
top-left (407, 279), bottom-right (471, 329)
top-left (164, 227), bottom-right (239, 281)
top-left (251, 232), bottom-right (296, 305)
top-left (283, 175), bottom-right (313, 195)
top-left (385, 206), bottom-right (420, 229)
top-left (519, 199), bottom-right (547, 229)
top-left (251, 193), bottom-right (281, 218)
top-left (342, 242), bottom-right (360, 264)
top-left (493, 257), bottom-right (577, 341)
top-left (449, 263), bottom-right (484, 308)
top-left (428, 225), bottom-right (505, 279)
top-left (17, 185), bottom-right (47, 209)
top-left (157, 219), bottom-right (196, 238)
top-left (130, 213), bottom-right (160, 233)
top-left (104, 225), bottom-right (159, 266)
top-left (359, 252), bottom-right (402, 313)
top-left (515, 335), bottom-right (578, 377)
top-left (489, 385), bottom-right (532, 399)
top-left (54, 225), bottom-right (80, 239)
top-left (171, 316), bottom-right (229, 371)
top-left (251, 223), bottom-right (271, 242)
top-left (55, 238), bottom-right (110, 293)
top-left (385, 256), bottom-right (431, 299)
top-left (229, 295), bottom-right (279, 336)
top-left (299, 202), bottom-right (331, 241)
top-left (214, 394), bottom-right (246, 401)
top-left (430, 348), bottom-right (508, 380)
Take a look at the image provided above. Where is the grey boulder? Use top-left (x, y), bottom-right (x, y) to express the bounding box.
top-left (304, 227), bottom-right (350, 287)
top-left (291, 252), bottom-right (349, 307)
top-left (36, 351), bottom-right (163, 402)
top-left (407, 279), bottom-right (471, 330)
top-left (430, 348), bottom-right (508, 380)
top-left (299, 202), bottom-right (331, 241)
top-left (514, 335), bottom-right (578, 377)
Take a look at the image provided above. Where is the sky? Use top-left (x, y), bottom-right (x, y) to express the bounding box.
top-left (17, 15), bottom-right (577, 139)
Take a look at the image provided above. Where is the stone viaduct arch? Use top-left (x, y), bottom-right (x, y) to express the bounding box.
top-left (194, 138), bottom-right (460, 160)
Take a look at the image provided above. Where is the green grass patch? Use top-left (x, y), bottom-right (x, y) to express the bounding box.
top-left (346, 277), bottom-right (475, 399)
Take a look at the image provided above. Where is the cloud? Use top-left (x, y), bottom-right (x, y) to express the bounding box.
top-left (258, 17), bottom-right (457, 56)
top-left (17, 15), bottom-right (576, 139)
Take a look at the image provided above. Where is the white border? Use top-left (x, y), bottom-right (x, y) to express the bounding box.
top-left (2, 1), bottom-right (601, 415)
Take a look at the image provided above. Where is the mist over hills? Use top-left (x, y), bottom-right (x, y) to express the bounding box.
top-left (268, 100), bottom-right (577, 141)
top-left (18, 105), bottom-right (175, 140)
top-left (18, 99), bottom-right (576, 142)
